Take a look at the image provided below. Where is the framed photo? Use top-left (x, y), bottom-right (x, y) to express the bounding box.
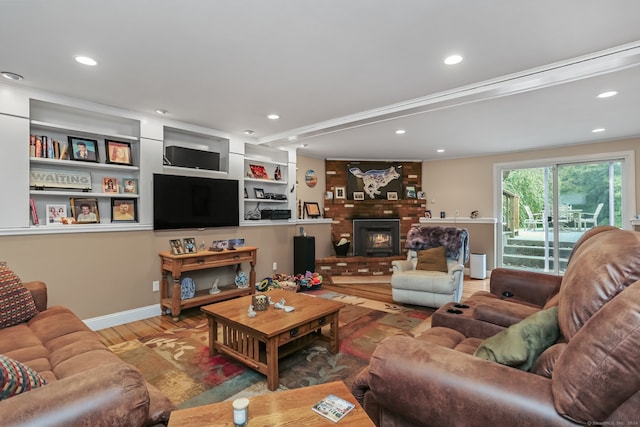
top-left (70, 197), bottom-right (100, 223)
top-left (406, 186), bottom-right (417, 199)
top-left (68, 136), bottom-right (98, 162)
top-left (111, 198), bottom-right (137, 222)
top-left (228, 238), bottom-right (245, 249)
top-left (387, 191), bottom-right (398, 200)
top-left (335, 186), bottom-right (346, 199)
top-left (353, 191), bottom-right (365, 200)
top-left (122, 178), bottom-right (138, 194)
top-left (425, 210), bottom-right (432, 218)
top-left (46, 204), bottom-right (67, 225)
top-left (254, 188), bottom-right (265, 199)
top-left (249, 164), bottom-right (269, 180)
top-left (170, 239), bottom-right (185, 255)
top-left (211, 239), bottom-right (229, 251)
top-left (105, 140), bottom-right (133, 166)
top-left (102, 177), bottom-right (119, 193)
top-left (183, 237), bottom-right (196, 253)
top-left (304, 202), bottom-right (321, 218)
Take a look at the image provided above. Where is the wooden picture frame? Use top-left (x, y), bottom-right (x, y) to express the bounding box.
top-left (102, 177), bottom-right (119, 193)
top-left (335, 186), bottom-right (346, 199)
top-left (353, 191), bottom-right (365, 200)
top-left (170, 239), bottom-right (185, 255)
top-left (70, 197), bottom-right (100, 223)
top-left (304, 202), bottom-right (321, 218)
top-left (122, 178), bottom-right (138, 194)
top-left (387, 191), bottom-right (398, 200)
top-left (249, 164), bottom-right (269, 180)
top-left (254, 188), bottom-right (265, 199)
top-left (105, 140), bottom-right (133, 166)
top-left (68, 136), bottom-right (99, 162)
top-left (183, 237), bottom-right (197, 253)
top-left (111, 198), bottom-right (137, 222)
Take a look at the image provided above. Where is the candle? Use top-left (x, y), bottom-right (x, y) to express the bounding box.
top-left (232, 397), bottom-right (249, 426)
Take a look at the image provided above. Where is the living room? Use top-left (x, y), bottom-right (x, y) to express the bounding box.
top-left (1, 2), bottom-right (640, 425)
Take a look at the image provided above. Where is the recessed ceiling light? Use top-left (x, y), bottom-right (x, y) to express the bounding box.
top-left (288, 135), bottom-right (298, 141)
top-left (299, 143), bottom-right (308, 148)
top-left (395, 129), bottom-right (406, 135)
top-left (74, 56), bottom-right (97, 66)
top-left (1, 71), bottom-right (23, 81)
top-left (597, 91), bottom-right (618, 99)
top-left (592, 128), bottom-right (606, 133)
top-left (437, 149), bottom-right (445, 153)
top-left (444, 55), bottom-right (463, 65)
top-left (244, 129), bottom-right (255, 135)
top-left (155, 109), bottom-right (169, 115)
top-left (267, 114), bottom-right (280, 120)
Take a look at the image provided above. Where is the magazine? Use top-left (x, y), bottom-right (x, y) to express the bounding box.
top-left (311, 394), bottom-right (355, 423)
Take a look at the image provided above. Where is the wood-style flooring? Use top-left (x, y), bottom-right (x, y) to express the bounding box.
top-left (96, 275), bottom-right (489, 347)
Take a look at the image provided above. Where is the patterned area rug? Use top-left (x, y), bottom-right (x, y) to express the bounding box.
top-left (109, 290), bottom-right (433, 409)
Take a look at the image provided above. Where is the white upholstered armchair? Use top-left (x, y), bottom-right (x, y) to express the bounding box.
top-left (391, 226), bottom-right (469, 308)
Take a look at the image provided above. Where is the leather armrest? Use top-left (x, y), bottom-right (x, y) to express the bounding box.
top-left (489, 268), bottom-right (561, 307)
top-left (23, 280), bottom-right (48, 312)
top-left (392, 259), bottom-right (413, 272)
top-left (364, 336), bottom-right (572, 426)
top-left (0, 363), bottom-right (151, 427)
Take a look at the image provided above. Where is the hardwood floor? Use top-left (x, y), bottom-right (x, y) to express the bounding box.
top-left (96, 275), bottom-right (489, 346)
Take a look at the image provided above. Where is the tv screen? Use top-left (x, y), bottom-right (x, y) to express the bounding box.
top-left (153, 174), bottom-right (239, 230)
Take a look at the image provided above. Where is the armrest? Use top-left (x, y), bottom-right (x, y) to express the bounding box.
top-left (391, 259), bottom-right (413, 273)
top-left (0, 363), bottom-right (151, 427)
top-left (489, 268), bottom-right (561, 307)
top-left (363, 336), bottom-right (572, 426)
top-left (23, 280), bottom-right (48, 312)
top-left (448, 263), bottom-right (464, 274)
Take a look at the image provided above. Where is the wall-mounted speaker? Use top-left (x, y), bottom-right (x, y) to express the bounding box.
top-left (165, 146), bottom-right (220, 171)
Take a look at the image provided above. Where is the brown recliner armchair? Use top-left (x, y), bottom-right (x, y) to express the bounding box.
top-left (353, 227), bottom-right (640, 426)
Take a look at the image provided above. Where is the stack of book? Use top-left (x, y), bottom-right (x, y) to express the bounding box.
top-left (30, 134), bottom-right (68, 160)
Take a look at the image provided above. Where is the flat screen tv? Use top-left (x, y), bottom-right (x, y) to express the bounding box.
top-left (153, 174), bottom-right (239, 230)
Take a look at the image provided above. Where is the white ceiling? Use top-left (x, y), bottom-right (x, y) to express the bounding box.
top-left (2, 0), bottom-right (640, 160)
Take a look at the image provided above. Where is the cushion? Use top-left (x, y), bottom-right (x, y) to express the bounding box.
top-left (0, 263), bottom-right (38, 329)
top-left (473, 306), bottom-right (559, 371)
top-left (0, 354), bottom-right (47, 400)
top-left (415, 246), bottom-right (448, 272)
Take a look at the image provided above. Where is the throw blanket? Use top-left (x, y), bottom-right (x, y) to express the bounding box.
top-left (405, 226), bottom-right (469, 262)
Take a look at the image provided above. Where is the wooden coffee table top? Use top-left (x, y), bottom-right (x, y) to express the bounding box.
top-left (201, 289), bottom-right (345, 337)
top-left (168, 380), bottom-right (374, 426)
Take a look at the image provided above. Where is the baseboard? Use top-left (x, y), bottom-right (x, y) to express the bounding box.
top-left (83, 304), bottom-right (160, 331)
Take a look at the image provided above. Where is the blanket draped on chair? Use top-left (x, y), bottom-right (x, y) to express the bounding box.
top-left (405, 226), bottom-right (469, 262)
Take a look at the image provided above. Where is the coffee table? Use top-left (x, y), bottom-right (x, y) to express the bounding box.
top-left (168, 380), bottom-right (374, 426)
top-left (201, 289), bottom-right (345, 391)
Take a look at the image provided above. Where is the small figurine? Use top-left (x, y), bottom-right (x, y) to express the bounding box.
top-left (248, 305), bottom-right (256, 318)
top-left (209, 278), bottom-right (221, 295)
top-left (274, 166), bottom-right (282, 181)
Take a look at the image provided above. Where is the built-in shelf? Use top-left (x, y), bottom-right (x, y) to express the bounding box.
top-left (31, 120), bottom-right (139, 141)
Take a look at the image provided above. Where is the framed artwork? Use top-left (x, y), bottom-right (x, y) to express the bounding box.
top-left (335, 186), bottom-right (346, 199)
top-left (111, 198), bottom-right (137, 222)
top-left (346, 161), bottom-right (403, 199)
top-left (249, 164), bottom-right (269, 180)
top-left (387, 191), bottom-right (398, 200)
top-left (170, 239), bottom-right (185, 255)
top-left (105, 140), bottom-right (133, 166)
top-left (68, 136), bottom-right (99, 162)
top-left (211, 240), bottom-right (229, 251)
top-left (102, 177), bottom-right (119, 193)
top-left (122, 178), bottom-right (138, 194)
top-left (229, 238), bottom-right (245, 248)
top-left (254, 188), bottom-right (265, 199)
top-left (46, 204), bottom-right (67, 225)
top-left (353, 191), bottom-right (365, 200)
top-left (70, 197), bottom-right (100, 223)
top-left (425, 210), bottom-right (432, 218)
top-left (304, 202), bottom-right (321, 218)
top-left (406, 186), bottom-right (417, 199)
top-left (183, 237), bottom-right (196, 253)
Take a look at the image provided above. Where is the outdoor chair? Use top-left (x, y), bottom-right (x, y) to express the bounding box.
top-left (580, 202), bottom-right (604, 229)
top-left (523, 205), bottom-right (544, 230)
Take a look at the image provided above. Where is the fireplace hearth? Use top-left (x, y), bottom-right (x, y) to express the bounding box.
top-left (353, 218), bottom-right (401, 257)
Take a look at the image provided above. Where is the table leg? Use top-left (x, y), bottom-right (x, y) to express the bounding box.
top-left (171, 276), bottom-right (181, 321)
top-left (208, 317), bottom-right (218, 356)
top-left (266, 338), bottom-right (279, 391)
top-left (329, 312), bottom-right (340, 353)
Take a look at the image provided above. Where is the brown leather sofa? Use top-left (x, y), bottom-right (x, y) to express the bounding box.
top-left (0, 281), bottom-right (176, 426)
top-left (353, 226), bottom-right (640, 426)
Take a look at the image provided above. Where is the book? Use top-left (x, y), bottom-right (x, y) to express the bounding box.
top-left (29, 198), bottom-right (39, 225)
top-left (311, 394), bottom-right (355, 423)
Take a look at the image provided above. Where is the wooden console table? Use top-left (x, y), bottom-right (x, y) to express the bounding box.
top-left (159, 246), bottom-right (258, 320)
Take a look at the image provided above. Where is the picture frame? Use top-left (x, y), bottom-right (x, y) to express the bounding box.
top-left (254, 188), bottom-right (265, 199)
top-left (70, 197), bottom-right (100, 223)
top-left (183, 237), bottom-right (197, 253)
top-left (68, 136), bottom-right (99, 162)
top-left (387, 191), bottom-right (398, 200)
top-left (304, 202), bottom-right (321, 218)
top-left (249, 164), bottom-right (269, 180)
top-left (335, 186), bottom-right (346, 199)
top-left (228, 238), bottom-right (245, 248)
top-left (406, 186), bottom-right (417, 199)
top-left (111, 198), bottom-right (137, 222)
top-left (211, 239), bottom-right (229, 251)
top-left (425, 210), bottom-right (432, 218)
top-left (122, 178), bottom-right (138, 194)
top-left (102, 177), bottom-right (119, 193)
top-left (353, 191), bottom-right (365, 200)
top-left (170, 239), bottom-right (185, 255)
top-left (46, 204), bottom-right (67, 225)
top-left (105, 140), bottom-right (133, 166)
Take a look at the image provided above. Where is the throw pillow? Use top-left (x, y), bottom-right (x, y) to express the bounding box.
top-left (416, 246), bottom-right (448, 272)
top-left (473, 306), bottom-right (559, 371)
top-left (0, 263), bottom-right (39, 329)
top-left (0, 354), bottom-right (47, 400)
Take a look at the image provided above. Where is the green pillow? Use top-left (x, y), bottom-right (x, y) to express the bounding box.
top-left (416, 246), bottom-right (448, 272)
top-left (473, 306), bottom-right (559, 371)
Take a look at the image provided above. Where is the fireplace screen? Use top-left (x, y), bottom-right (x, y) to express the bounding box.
top-left (367, 232), bottom-right (392, 254)
top-left (353, 218), bottom-right (401, 256)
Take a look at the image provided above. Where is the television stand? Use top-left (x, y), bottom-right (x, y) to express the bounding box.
top-left (159, 247), bottom-right (258, 320)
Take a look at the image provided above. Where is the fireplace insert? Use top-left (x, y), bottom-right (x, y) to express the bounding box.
top-left (353, 218), bottom-right (401, 256)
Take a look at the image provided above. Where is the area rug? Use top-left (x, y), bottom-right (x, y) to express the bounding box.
top-left (109, 290), bottom-right (432, 409)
